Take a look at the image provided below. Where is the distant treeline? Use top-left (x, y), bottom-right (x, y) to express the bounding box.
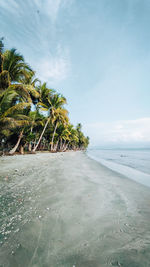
top-left (0, 38), bottom-right (89, 155)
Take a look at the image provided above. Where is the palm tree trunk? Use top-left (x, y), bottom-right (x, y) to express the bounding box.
top-left (9, 130), bottom-right (23, 155)
top-left (20, 145), bottom-right (24, 155)
top-left (62, 140), bottom-right (66, 151)
top-left (51, 122), bottom-right (58, 151)
top-left (32, 117), bottom-right (50, 152)
top-left (60, 138), bottom-right (63, 151)
top-left (65, 141), bottom-right (70, 151)
top-left (33, 138), bottom-right (36, 149)
top-left (53, 140), bottom-right (59, 152)
top-left (28, 126), bottom-right (33, 152)
top-left (28, 142), bottom-right (32, 152)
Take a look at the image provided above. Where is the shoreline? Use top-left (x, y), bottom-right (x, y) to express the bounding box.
top-left (0, 151), bottom-right (150, 266)
top-left (87, 152), bottom-right (150, 189)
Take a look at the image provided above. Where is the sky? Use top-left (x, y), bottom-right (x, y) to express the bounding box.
top-left (0, 0), bottom-right (150, 147)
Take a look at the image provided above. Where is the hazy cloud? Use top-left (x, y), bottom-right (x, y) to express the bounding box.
top-left (35, 45), bottom-right (70, 84)
top-left (84, 118), bottom-right (150, 146)
top-left (33, 0), bottom-right (73, 22)
top-left (0, 0), bottom-right (19, 14)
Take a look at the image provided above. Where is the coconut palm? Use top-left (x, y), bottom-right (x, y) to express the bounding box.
top-left (32, 83), bottom-right (54, 152)
top-left (65, 124), bottom-right (79, 150)
top-left (50, 107), bottom-right (68, 151)
top-left (3, 48), bottom-right (32, 83)
top-left (25, 110), bottom-right (44, 152)
top-left (0, 77), bottom-right (40, 154)
top-left (0, 88), bottom-right (31, 154)
top-left (19, 71), bottom-right (40, 106)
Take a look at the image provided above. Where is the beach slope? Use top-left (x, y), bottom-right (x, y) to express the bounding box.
top-left (0, 152), bottom-right (150, 267)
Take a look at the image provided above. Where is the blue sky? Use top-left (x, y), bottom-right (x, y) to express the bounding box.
top-left (1, 0), bottom-right (150, 146)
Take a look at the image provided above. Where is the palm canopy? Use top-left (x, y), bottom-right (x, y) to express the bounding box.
top-left (0, 89), bottom-right (31, 138)
top-left (50, 93), bottom-right (67, 123)
top-left (51, 107), bottom-right (68, 125)
top-left (50, 93), bottom-right (67, 109)
top-left (19, 70), bottom-right (41, 87)
top-left (0, 37), bottom-right (4, 54)
top-left (3, 48), bottom-right (32, 83)
top-left (37, 83), bottom-right (54, 111)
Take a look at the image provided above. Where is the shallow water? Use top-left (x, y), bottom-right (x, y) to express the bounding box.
top-left (88, 148), bottom-right (150, 188)
top-left (0, 152), bottom-right (150, 267)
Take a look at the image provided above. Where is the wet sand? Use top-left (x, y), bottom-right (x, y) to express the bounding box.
top-left (0, 151), bottom-right (150, 267)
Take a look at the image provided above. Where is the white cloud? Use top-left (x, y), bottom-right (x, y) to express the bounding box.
top-left (84, 118), bottom-right (150, 146)
top-left (35, 45), bottom-right (70, 83)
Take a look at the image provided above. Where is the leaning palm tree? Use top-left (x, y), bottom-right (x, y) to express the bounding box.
top-left (32, 83), bottom-right (54, 152)
top-left (26, 110), bottom-right (44, 152)
top-left (32, 86), bottom-right (67, 152)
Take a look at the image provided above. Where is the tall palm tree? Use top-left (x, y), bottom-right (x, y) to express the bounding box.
top-left (47, 93), bottom-right (67, 151)
top-left (32, 83), bottom-right (54, 152)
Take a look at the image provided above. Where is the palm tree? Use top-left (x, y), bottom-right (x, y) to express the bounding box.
top-left (3, 48), bottom-right (32, 83)
top-left (26, 110), bottom-right (44, 152)
top-left (65, 124), bottom-right (79, 151)
top-left (0, 88), bottom-right (31, 154)
top-left (32, 83), bottom-right (54, 152)
top-left (50, 107), bottom-right (68, 151)
top-left (0, 76), bottom-right (40, 154)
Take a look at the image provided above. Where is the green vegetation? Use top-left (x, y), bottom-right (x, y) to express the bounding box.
top-left (0, 38), bottom-right (89, 155)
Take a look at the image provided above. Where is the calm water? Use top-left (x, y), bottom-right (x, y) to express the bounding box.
top-left (87, 148), bottom-right (150, 188)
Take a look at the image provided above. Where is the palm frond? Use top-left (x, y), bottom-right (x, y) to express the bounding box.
top-left (2, 102), bottom-right (31, 118)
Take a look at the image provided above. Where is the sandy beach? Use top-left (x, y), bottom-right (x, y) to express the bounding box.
top-left (0, 151), bottom-right (150, 267)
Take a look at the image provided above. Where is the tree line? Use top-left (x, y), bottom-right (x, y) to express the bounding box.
top-left (0, 38), bottom-right (89, 155)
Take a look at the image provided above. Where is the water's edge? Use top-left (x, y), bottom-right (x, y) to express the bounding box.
top-left (87, 151), bottom-right (150, 188)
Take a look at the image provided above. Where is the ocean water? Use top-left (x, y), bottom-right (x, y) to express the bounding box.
top-left (87, 148), bottom-right (150, 188)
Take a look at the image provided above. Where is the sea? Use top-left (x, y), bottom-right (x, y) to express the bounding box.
top-left (87, 148), bottom-right (150, 188)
